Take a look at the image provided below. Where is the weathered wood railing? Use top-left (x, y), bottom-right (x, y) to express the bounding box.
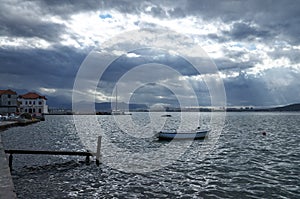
top-left (5, 136), bottom-right (102, 171)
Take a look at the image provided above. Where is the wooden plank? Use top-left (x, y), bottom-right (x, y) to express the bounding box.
top-left (4, 150), bottom-right (93, 156)
top-left (4, 149), bottom-right (94, 171)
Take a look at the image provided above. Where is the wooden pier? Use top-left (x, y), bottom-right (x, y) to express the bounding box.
top-left (5, 150), bottom-right (94, 171)
top-left (4, 136), bottom-right (102, 171)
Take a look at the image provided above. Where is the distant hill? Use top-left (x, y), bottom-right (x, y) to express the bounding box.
top-left (49, 101), bottom-right (148, 112)
top-left (271, 103), bottom-right (300, 111)
top-left (224, 103), bottom-right (300, 112)
top-left (95, 102), bottom-right (148, 111)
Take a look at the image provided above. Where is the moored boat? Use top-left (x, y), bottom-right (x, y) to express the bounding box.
top-left (156, 128), bottom-right (210, 140)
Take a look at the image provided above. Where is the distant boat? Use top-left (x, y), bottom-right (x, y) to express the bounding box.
top-left (156, 128), bottom-right (210, 140)
top-left (161, 114), bottom-right (172, 117)
top-left (111, 110), bottom-right (130, 115)
top-left (111, 85), bottom-right (131, 115)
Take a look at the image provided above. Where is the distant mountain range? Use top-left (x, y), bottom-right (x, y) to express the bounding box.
top-left (226, 103), bottom-right (300, 112)
top-left (95, 102), bottom-right (148, 111)
top-left (70, 101), bottom-right (148, 111)
top-left (269, 103), bottom-right (300, 111)
top-left (50, 102), bottom-right (300, 114)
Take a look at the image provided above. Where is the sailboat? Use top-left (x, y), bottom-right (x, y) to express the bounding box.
top-left (111, 85), bottom-right (131, 115)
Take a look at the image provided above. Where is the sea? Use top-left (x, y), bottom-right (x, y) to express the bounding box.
top-left (1, 112), bottom-right (300, 198)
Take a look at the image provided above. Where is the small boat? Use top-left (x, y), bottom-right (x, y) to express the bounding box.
top-left (156, 128), bottom-right (210, 140)
top-left (161, 114), bottom-right (172, 117)
top-left (111, 85), bottom-right (131, 115)
top-left (111, 110), bottom-right (132, 115)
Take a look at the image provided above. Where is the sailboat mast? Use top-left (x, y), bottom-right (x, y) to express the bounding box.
top-left (115, 85), bottom-right (118, 111)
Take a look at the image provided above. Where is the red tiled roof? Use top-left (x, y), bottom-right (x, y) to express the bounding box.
top-left (0, 89), bottom-right (17, 95)
top-left (19, 92), bottom-right (47, 100)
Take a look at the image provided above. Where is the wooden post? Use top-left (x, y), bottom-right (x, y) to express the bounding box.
top-left (8, 154), bottom-right (13, 172)
top-left (96, 136), bottom-right (102, 166)
top-left (85, 150), bottom-right (90, 165)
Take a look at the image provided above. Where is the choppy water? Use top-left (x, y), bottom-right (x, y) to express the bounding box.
top-left (1, 112), bottom-right (300, 198)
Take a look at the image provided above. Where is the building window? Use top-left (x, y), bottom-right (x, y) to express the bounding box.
top-left (8, 94), bottom-right (11, 98)
top-left (20, 101), bottom-right (22, 105)
top-left (29, 101), bottom-right (32, 105)
top-left (29, 108), bottom-right (32, 113)
top-left (33, 101), bottom-right (35, 105)
top-left (33, 108), bottom-right (36, 113)
top-left (25, 101), bottom-right (28, 105)
top-left (25, 109), bottom-right (27, 113)
top-left (39, 108), bottom-right (42, 113)
top-left (39, 101), bottom-right (42, 105)
top-left (8, 101), bottom-right (11, 105)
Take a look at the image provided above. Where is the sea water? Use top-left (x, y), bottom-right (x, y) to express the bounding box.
top-left (2, 112), bottom-right (300, 198)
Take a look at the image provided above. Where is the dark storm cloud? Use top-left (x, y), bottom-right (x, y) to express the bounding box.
top-left (1, 0), bottom-right (300, 107)
top-left (214, 58), bottom-right (255, 72)
top-left (206, 34), bottom-right (227, 43)
top-left (192, 0), bottom-right (300, 45)
top-left (101, 0), bottom-right (186, 19)
top-left (215, 49), bottom-right (261, 72)
top-left (0, 46), bottom-right (86, 89)
top-left (224, 75), bottom-right (270, 106)
top-left (101, 0), bottom-right (300, 45)
top-left (0, 0), bottom-right (100, 106)
top-left (101, 0), bottom-right (157, 15)
top-left (130, 83), bottom-right (180, 107)
top-left (0, 2), bottom-right (65, 42)
top-left (0, 0), bottom-right (100, 42)
top-left (36, 0), bottom-right (100, 18)
top-left (98, 48), bottom-right (199, 84)
top-left (223, 22), bottom-right (271, 41)
top-left (0, 19), bottom-right (65, 43)
top-left (223, 67), bottom-right (300, 106)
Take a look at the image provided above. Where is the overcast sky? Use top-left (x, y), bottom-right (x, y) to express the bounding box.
top-left (1, 0), bottom-right (300, 107)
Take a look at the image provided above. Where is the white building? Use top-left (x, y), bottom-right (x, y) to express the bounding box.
top-left (18, 92), bottom-right (48, 115)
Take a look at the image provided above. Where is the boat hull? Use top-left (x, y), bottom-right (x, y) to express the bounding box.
top-left (157, 130), bottom-right (209, 140)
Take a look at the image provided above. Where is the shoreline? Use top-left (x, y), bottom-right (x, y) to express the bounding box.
top-left (0, 124), bottom-right (17, 198)
top-left (0, 135), bottom-right (16, 198)
top-left (0, 119), bottom-right (40, 132)
top-left (0, 119), bottom-right (40, 198)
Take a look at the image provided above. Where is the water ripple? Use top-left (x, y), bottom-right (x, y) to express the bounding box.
top-left (1, 112), bottom-right (300, 198)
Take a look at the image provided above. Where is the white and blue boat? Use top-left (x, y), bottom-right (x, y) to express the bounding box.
top-left (156, 128), bottom-right (210, 140)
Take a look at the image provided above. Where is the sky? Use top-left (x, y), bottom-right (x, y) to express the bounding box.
top-left (1, 0), bottom-right (300, 108)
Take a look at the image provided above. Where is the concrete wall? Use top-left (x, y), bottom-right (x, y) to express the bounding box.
top-left (0, 135), bottom-right (17, 198)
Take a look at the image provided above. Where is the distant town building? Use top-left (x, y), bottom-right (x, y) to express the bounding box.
top-left (0, 89), bottom-right (18, 114)
top-left (18, 92), bottom-right (48, 115)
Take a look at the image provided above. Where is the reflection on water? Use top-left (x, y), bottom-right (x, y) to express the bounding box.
top-left (73, 112), bottom-right (221, 173)
top-left (2, 112), bottom-right (300, 198)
